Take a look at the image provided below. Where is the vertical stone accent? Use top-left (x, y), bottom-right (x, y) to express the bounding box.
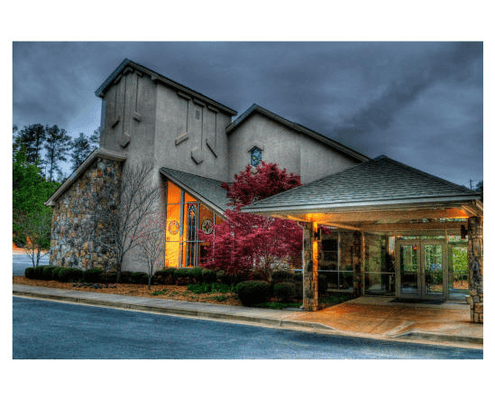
top-left (352, 231), bottom-right (364, 297)
top-left (468, 217), bottom-right (483, 323)
top-left (302, 222), bottom-right (318, 311)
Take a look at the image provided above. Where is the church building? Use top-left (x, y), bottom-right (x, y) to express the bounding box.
top-left (45, 59), bottom-right (483, 322)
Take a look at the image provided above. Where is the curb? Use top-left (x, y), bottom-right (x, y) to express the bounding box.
top-left (391, 330), bottom-right (483, 345)
top-left (13, 288), bottom-right (482, 349)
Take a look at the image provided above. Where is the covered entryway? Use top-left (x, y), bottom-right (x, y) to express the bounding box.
top-left (243, 156), bottom-right (483, 323)
top-left (397, 239), bottom-right (447, 300)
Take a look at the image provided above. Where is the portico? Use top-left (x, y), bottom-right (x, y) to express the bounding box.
top-left (243, 155), bottom-right (483, 323)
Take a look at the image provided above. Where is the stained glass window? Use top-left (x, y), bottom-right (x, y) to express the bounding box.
top-left (164, 181), bottom-right (223, 269)
top-left (250, 147), bottom-right (262, 167)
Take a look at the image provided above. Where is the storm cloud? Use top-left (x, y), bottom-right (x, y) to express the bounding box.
top-left (12, 41), bottom-right (482, 187)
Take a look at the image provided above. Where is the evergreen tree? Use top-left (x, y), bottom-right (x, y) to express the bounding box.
top-left (70, 132), bottom-right (92, 170)
top-left (14, 123), bottom-right (46, 166)
top-left (43, 125), bottom-right (72, 182)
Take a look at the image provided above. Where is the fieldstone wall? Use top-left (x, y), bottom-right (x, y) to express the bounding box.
top-left (468, 217), bottom-right (483, 323)
top-left (50, 157), bottom-right (122, 270)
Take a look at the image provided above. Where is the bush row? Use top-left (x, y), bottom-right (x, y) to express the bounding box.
top-left (24, 266), bottom-right (305, 305)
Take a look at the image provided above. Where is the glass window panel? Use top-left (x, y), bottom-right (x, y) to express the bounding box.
top-left (184, 192), bottom-right (197, 203)
top-left (199, 204), bottom-right (214, 235)
top-left (424, 244), bottom-right (443, 294)
top-left (166, 204), bottom-right (181, 242)
top-left (167, 181), bottom-right (181, 204)
top-left (165, 241), bottom-right (180, 268)
top-left (365, 273), bottom-right (395, 295)
top-left (400, 244), bottom-right (419, 294)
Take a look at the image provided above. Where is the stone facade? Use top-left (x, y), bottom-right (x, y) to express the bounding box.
top-left (468, 217), bottom-right (483, 323)
top-left (50, 157), bottom-right (122, 270)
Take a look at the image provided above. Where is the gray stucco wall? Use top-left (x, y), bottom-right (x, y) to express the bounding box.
top-left (227, 113), bottom-right (359, 183)
top-left (153, 84), bottom-right (232, 182)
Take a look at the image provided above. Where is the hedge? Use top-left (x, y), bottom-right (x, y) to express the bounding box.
top-left (273, 282), bottom-right (296, 302)
top-left (236, 280), bottom-right (271, 306)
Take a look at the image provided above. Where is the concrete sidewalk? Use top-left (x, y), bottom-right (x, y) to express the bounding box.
top-left (13, 284), bottom-right (482, 349)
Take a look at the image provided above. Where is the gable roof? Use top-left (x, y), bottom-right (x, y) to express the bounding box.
top-left (160, 167), bottom-right (230, 214)
top-left (242, 155), bottom-right (482, 214)
top-left (226, 104), bottom-right (370, 163)
top-left (45, 148), bottom-right (127, 206)
top-left (95, 59), bottom-right (238, 116)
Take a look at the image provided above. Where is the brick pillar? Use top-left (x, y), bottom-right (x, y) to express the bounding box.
top-left (302, 222), bottom-right (318, 311)
top-left (468, 217), bottom-right (483, 323)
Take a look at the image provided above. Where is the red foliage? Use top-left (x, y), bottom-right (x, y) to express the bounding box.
top-left (200, 162), bottom-right (302, 278)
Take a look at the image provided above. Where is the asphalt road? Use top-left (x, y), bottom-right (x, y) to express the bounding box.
top-left (12, 297), bottom-right (483, 359)
top-left (12, 253), bottom-right (49, 276)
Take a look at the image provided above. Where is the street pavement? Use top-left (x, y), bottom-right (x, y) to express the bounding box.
top-left (12, 296), bottom-right (483, 359)
top-left (12, 252), bottom-right (49, 276)
top-left (13, 283), bottom-right (483, 351)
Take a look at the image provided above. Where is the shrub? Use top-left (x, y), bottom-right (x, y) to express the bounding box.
top-left (217, 270), bottom-right (249, 286)
top-left (58, 268), bottom-right (84, 282)
top-left (119, 271), bottom-right (133, 283)
top-left (131, 272), bottom-right (149, 284)
top-left (273, 282), bottom-right (296, 302)
top-left (101, 271), bottom-right (117, 284)
top-left (175, 268), bottom-right (192, 285)
top-left (24, 267), bottom-right (35, 279)
top-left (83, 268), bottom-right (103, 283)
top-left (188, 268), bottom-right (203, 283)
top-left (236, 280), bottom-right (271, 306)
top-left (271, 270), bottom-right (294, 284)
top-left (201, 269), bottom-right (217, 284)
top-left (153, 269), bottom-right (176, 284)
top-left (42, 266), bottom-right (57, 280)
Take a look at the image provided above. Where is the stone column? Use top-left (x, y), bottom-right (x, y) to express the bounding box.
top-left (302, 222), bottom-right (318, 311)
top-left (468, 217), bottom-right (483, 323)
top-left (351, 231), bottom-right (364, 297)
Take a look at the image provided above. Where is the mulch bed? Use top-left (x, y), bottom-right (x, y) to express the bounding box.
top-left (13, 276), bottom-right (243, 306)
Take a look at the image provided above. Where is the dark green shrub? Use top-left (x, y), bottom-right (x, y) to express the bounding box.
top-left (131, 272), bottom-right (149, 284)
top-left (175, 268), bottom-right (191, 285)
top-left (217, 271), bottom-right (249, 286)
top-left (101, 271), bottom-right (117, 284)
top-left (58, 268), bottom-right (84, 282)
top-left (236, 280), bottom-right (271, 306)
top-left (42, 266), bottom-right (57, 280)
top-left (188, 268), bottom-right (203, 283)
top-left (153, 268), bottom-right (176, 284)
top-left (51, 267), bottom-right (64, 281)
top-left (201, 269), bottom-right (217, 283)
top-left (24, 267), bottom-right (35, 279)
top-left (84, 268), bottom-right (103, 283)
top-left (119, 271), bottom-right (133, 283)
top-left (43, 265), bottom-right (55, 281)
top-left (274, 282), bottom-right (296, 302)
top-left (31, 266), bottom-right (45, 279)
top-left (271, 270), bottom-right (294, 284)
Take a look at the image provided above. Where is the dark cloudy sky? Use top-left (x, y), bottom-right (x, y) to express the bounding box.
top-left (12, 41), bottom-right (483, 187)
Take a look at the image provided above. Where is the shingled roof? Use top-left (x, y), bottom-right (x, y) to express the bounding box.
top-left (243, 155), bottom-right (481, 214)
top-left (160, 167), bottom-right (231, 214)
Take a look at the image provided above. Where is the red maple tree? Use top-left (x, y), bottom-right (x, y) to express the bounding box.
top-left (200, 162), bottom-right (302, 278)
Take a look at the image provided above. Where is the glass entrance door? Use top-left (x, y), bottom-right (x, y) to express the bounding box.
top-left (397, 240), bottom-right (447, 300)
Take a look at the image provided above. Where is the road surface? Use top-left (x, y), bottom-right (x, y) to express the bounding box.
top-left (12, 297), bottom-right (483, 359)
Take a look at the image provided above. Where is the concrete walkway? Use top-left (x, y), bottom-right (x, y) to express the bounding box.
top-left (13, 284), bottom-right (482, 349)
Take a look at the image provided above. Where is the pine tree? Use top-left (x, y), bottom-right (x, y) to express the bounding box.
top-left (44, 125), bottom-right (72, 181)
top-left (70, 132), bottom-right (92, 170)
top-left (14, 123), bottom-right (46, 166)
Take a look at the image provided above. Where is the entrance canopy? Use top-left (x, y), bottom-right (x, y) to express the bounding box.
top-left (243, 156), bottom-right (482, 320)
top-left (242, 156), bottom-right (482, 232)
